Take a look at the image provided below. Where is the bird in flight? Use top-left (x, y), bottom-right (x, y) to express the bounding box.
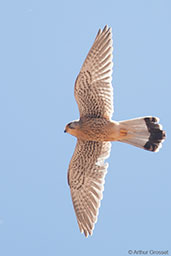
top-left (64, 25), bottom-right (166, 237)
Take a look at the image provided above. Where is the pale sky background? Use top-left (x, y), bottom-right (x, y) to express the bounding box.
top-left (0, 0), bottom-right (171, 255)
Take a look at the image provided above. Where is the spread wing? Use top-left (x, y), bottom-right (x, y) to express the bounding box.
top-left (68, 139), bottom-right (111, 237)
top-left (74, 25), bottom-right (114, 120)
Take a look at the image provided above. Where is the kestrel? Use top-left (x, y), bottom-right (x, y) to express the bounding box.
top-left (64, 25), bottom-right (166, 237)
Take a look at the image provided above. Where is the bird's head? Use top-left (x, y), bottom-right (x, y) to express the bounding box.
top-left (64, 120), bottom-right (80, 137)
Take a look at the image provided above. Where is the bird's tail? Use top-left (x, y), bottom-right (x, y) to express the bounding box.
top-left (118, 117), bottom-right (166, 152)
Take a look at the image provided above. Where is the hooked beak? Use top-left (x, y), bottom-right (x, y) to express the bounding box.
top-left (64, 129), bottom-right (66, 133)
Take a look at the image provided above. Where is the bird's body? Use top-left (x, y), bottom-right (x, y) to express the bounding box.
top-left (64, 25), bottom-right (166, 237)
top-left (66, 117), bottom-right (120, 142)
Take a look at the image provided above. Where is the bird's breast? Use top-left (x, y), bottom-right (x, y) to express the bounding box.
top-left (75, 118), bottom-right (120, 142)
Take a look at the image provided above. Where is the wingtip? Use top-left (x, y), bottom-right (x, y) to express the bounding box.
top-left (96, 25), bottom-right (112, 40)
top-left (103, 25), bottom-right (108, 32)
top-left (83, 228), bottom-right (93, 238)
top-left (103, 25), bottom-right (112, 33)
top-left (96, 28), bottom-right (102, 38)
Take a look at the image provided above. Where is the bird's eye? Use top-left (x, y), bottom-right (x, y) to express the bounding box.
top-left (68, 123), bottom-right (74, 129)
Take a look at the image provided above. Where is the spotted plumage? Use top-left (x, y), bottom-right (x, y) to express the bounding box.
top-left (64, 25), bottom-right (166, 237)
